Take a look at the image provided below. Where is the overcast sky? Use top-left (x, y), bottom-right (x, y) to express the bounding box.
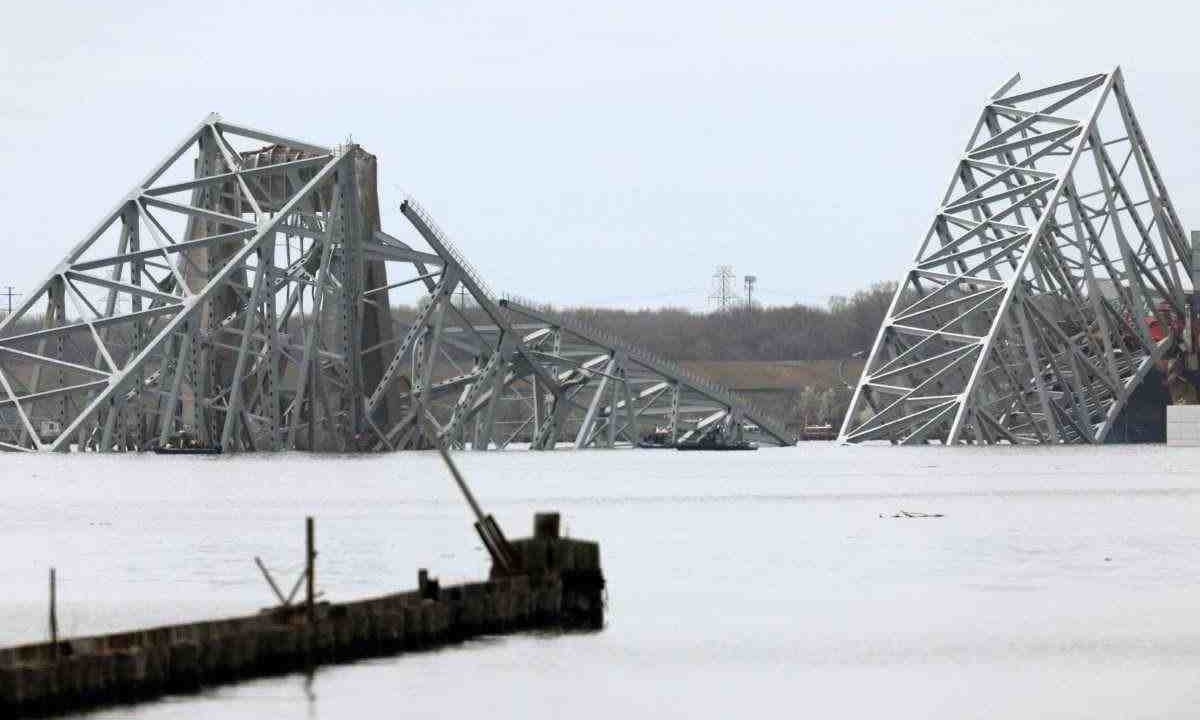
top-left (3, 0), bottom-right (1199, 311)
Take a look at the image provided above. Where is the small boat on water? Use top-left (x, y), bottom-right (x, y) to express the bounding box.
top-left (149, 432), bottom-right (222, 455)
top-left (636, 441), bottom-right (675, 449)
top-left (638, 427), bottom-right (675, 449)
top-left (675, 439), bottom-right (757, 451)
top-left (153, 445), bottom-right (222, 455)
top-left (798, 424), bottom-right (837, 441)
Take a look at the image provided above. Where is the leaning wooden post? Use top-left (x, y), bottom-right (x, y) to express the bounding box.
top-left (49, 567), bottom-right (59, 662)
top-left (305, 517), bottom-right (315, 625)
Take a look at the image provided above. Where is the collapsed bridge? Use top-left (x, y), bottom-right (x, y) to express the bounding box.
top-left (840, 68), bottom-right (1198, 445)
top-left (0, 115), bottom-right (790, 453)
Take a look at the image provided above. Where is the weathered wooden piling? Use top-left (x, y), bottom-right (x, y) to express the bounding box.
top-left (0, 513), bottom-right (603, 718)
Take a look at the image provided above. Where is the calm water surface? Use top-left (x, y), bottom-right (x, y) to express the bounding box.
top-left (2, 443), bottom-right (1199, 718)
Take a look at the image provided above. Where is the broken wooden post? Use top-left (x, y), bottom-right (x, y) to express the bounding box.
top-left (306, 517), bottom-right (315, 625)
top-left (49, 568), bottom-right (58, 662)
top-left (254, 557), bottom-right (288, 605)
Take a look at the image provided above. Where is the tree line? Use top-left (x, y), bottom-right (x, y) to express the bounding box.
top-left (552, 282), bottom-right (895, 362)
top-left (1, 281), bottom-right (896, 365)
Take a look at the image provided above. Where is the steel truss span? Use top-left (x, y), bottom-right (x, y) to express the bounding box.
top-left (497, 299), bottom-right (793, 449)
top-left (840, 68), bottom-right (1190, 445)
top-left (0, 114), bottom-right (791, 453)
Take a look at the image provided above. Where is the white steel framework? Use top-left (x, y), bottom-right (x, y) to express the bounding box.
top-left (839, 69), bottom-right (1189, 445)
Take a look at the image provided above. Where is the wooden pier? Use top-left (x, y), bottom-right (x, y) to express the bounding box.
top-left (0, 513), bottom-right (603, 718)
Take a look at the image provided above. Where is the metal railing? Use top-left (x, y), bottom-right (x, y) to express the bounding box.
top-left (401, 198), bottom-right (496, 302)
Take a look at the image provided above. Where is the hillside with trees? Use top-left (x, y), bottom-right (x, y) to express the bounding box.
top-left (553, 282), bottom-right (894, 362)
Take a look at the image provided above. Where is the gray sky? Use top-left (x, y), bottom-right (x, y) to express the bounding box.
top-left (3, 0), bottom-right (1199, 311)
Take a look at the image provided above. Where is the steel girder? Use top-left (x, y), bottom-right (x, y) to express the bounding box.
top-left (0, 114), bottom-right (784, 452)
top-left (839, 68), bottom-right (1189, 445)
top-left (0, 115), bottom-right (399, 452)
top-left (498, 299), bottom-right (795, 447)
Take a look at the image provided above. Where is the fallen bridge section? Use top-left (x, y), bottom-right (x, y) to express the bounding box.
top-left (496, 298), bottom-right (795, 448)
top-left (840, 68), bottom-right (1191, 445)
top-left (0, 115), bottom-right (779, 453)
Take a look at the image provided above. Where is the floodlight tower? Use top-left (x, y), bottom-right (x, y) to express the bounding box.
top-left (744, 275), bottom-right (757, 309)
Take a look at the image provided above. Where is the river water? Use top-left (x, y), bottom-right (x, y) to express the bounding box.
top-left (2, 443), bottom-right (1199, 718)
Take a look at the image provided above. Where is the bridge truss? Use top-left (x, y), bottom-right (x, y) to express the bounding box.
top-left (497, 299), bottom-right (793, 448)
top-left (0, 115), bottom-right (791, 452)
top-left (840, 68), bottom-right (1191, 445)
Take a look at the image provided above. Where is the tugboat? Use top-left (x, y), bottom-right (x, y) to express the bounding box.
top-left (151, 431), bottom-right (222, 455)
top-left (637, 427), bottom-right (675, 449)
top-left (675, 436), bottom-right (757, 451)
top-left (675, 422), bottom-right (758, 451)
top-left (798, 423), bottom-right (837, 441)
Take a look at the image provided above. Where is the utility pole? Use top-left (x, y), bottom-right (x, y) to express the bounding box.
top-left (708, 265), bottom-right (738, 311)
top-left (744, 275), bottom-right (757, 310)
top-left (0, 286), bottom-right (21, 318)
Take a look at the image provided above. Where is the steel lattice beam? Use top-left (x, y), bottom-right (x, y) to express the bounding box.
top-left (498, 299), bottom-right (794, 447)
top-left (839, 68), bottom-right (1189, 445)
